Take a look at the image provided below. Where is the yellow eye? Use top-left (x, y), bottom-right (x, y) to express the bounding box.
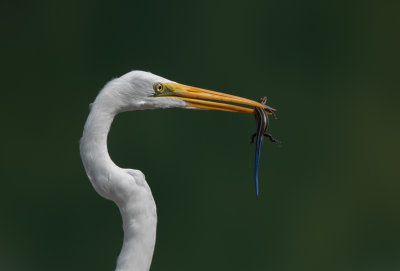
top-left (154, 83), bottom-right (164, 93)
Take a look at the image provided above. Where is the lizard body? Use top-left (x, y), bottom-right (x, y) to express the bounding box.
top-left (250, 96), bottom-right (277, 196)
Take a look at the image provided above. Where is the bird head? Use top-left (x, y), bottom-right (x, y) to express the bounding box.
top-left (94, 71), bottom-right (276, 114)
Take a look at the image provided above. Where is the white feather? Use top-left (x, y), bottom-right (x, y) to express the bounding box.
top-left (80, 71), bottom-right (186, 271)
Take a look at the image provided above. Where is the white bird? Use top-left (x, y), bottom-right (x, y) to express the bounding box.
top-left (80, 71), bottom-right (274, 271)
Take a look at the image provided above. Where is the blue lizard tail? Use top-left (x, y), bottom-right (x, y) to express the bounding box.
top-left (254, 135), bottom-right (264, 197)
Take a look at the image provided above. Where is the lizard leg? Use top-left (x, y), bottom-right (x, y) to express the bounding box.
top-left (250, 133), bottom-right (256, 144)
top-left (264, 133), bottom-right (278, 143)
top-left (268, 110), bottom-right (277, 119)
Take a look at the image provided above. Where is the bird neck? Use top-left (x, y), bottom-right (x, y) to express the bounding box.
top-left (117, 198), bottom-right (157, 271)
top-left (80, 102), bottom-right (117, 199)
top-left (80, 100), bottom-right (157, 271)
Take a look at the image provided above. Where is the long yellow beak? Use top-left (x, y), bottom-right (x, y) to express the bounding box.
top-left (154, 82), bottom-right (276, 114)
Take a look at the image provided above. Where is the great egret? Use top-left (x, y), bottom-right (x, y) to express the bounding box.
top-left (80, 71), bottom-right (275, 271)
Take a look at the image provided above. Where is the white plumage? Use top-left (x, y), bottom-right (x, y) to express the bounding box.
top-left (80, 71), bottom-right (271, 271)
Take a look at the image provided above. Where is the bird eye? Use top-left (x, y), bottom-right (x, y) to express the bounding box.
top-left (154, 83), bottom-right (164, 94)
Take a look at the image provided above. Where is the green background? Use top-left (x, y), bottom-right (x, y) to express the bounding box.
top-left (1, 0), bottom-right (399, 270)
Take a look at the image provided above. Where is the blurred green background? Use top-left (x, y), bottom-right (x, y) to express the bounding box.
top-left (1, 0), bottom-right (399, 270)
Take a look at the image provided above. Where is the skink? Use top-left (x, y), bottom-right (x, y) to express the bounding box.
top-left (250, 96), bottom-right (277, 196)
